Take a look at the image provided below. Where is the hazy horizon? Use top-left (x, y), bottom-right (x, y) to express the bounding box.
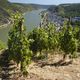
top-left (8, 0), bottom-right (80, 5)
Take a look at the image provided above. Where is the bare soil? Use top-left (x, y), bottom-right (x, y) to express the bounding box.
top-left (0, 50), bottom-right (80, 80)
top-left (25, 54), bottom-right (80, 80)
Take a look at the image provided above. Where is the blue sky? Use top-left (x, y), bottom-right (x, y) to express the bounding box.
top-left (8, 0), bottom-right (80, 5)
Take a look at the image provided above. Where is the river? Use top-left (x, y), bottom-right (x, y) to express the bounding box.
top-left (24, 9), bottom-right (44, 32)
top-left (0, 9), bottom-right (45, 45)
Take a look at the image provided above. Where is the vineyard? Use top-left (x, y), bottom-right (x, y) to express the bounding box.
top-left (0, 13), bottom-right (80, 80)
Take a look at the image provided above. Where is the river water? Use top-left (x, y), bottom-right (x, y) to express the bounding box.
top-left (0, 9), bottom-right (44, 45)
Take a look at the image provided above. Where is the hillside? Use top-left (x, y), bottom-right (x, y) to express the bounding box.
top-left (0, 0), bottom-right (52, 25)
top-left (0, 0), bottom-right (35, 25)
top-left (26, 54), bottom-right (80, 80)
top-left (48, 3), bottom-right (80, 18)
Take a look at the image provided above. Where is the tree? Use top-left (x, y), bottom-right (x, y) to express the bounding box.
top-left (8, 13), bottom-right (32, 75)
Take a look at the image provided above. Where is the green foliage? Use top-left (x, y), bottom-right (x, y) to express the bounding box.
top-left (45, 23), bottom-right (59, 50)
top-left (28, 23), bottom-right (60, 59)
top-left (60, 24), bottom-right (78, 58)
top-left (28, 27), bottom-right (48, 55)
top-left (74, 27), bottom-right (80, 51)
top-left (40, 11), bottom-right (59, 51)
top-left (8, 13), bottom-right (32, 74)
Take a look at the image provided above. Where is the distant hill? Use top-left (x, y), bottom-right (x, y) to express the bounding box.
top-left (0, 0), bottom-right (51, 25)
top-left (13, 3), bottom-right (53, 12)
top-left (48, 3), bottom-right (80, 18)
top-left (28, 4), bottom-right (52, 9)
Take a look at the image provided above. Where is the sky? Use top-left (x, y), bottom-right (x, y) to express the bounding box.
top-left (8, 0), bottom-right (80, 5)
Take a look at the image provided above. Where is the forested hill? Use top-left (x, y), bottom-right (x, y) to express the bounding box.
top-left (0, 0), bottom-right (51, 25)
top-left (48, 3), bottom-right (80, 18)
